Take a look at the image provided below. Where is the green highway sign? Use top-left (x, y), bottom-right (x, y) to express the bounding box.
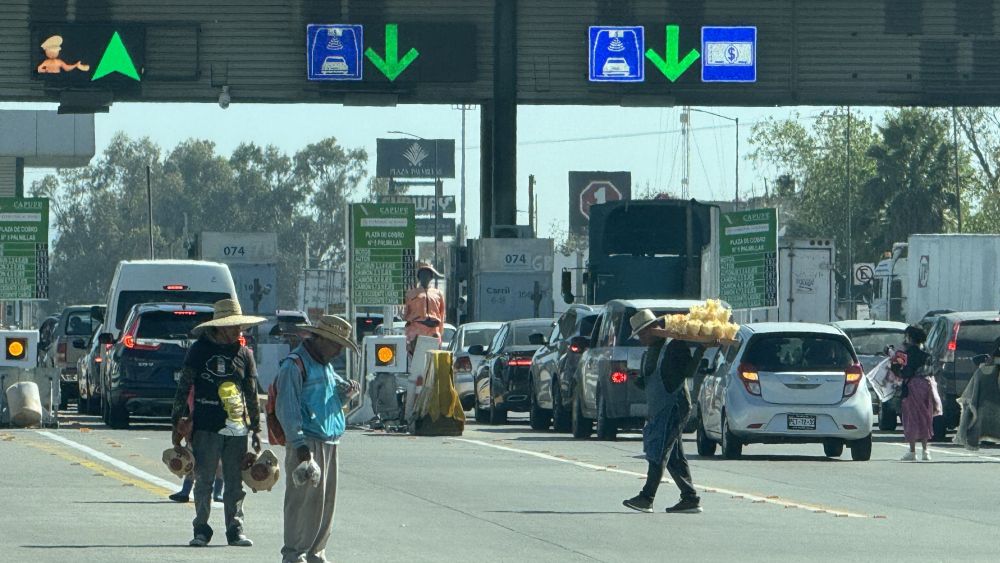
top-left (365, 24), bottom-right (420, 82)
top-left (719, 208), bottom-right (777, 310)
top-left (350, 203), bottom-right (416, 307)
top-left (0, 198), bottom-right (49, 300)
top-left (645, 25), bottom-right (700, 82)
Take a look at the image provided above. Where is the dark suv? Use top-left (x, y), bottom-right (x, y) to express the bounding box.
top-left (528, 305), bottom-right (603, 432)
top-left (924, 311), bottom-right (1000, 441)
top-left (102, 303), bottom-right (214, 429)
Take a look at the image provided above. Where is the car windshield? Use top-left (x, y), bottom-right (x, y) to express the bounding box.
top-left (461, 327), bottom-right (498, 349)
top-left (843, 329), bottom-right (904, 355)
top-left (957, 321), bottom-right (1000, 356)
top-left (136, 310), bottom-right (214, 340)
top-left (511, 322), bottom-right (553, 346)
top-left (745, 334), bottom-right (855, 372)
top-left (64, 311), bottom-right (95, 336)
top-left (116, 291), bottom-right (231, 330)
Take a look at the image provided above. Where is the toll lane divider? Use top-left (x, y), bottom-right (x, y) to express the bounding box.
top-left (451, 438), bottom-right (876, 519)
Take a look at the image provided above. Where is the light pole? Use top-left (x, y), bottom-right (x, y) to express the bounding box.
top-left (452, 104), bottom-right (475, 245)
top-left (688, 108), bottom-right (739, 205)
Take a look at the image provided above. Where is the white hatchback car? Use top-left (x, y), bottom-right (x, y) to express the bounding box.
top-left (696, 323), bottom-right (873, 461)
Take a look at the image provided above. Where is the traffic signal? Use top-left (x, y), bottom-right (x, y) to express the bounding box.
top-left (6, 337), bottom-right (27, 361)
top-left (375, 344), bottom-right (396, 367)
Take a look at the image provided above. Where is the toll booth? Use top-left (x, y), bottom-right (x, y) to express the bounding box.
top-left (0, 329), bottom-right (59, 428)
top-left (468, 238), bottom-right (555, 322)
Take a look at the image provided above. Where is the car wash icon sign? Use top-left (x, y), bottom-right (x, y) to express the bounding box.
top-left (31, 25), bottom-right (144, 84)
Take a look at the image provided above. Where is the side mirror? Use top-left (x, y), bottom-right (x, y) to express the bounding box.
top-left (72, 338), bottom-right (87, 350)
top-left (973, 354), bottom-right (991, 367)
top-left (91, 306), bottom-right (106, 324)
top-left (569, 335), bottom-right (590, 353)
top-left (468, 344), bottom-right (486, 356)
top-left (528, 333), bottom-right (546, 346)
top-left (561, 270), bottom-right (575, 304)
top-left (97, 333), bottom-right (114, 345)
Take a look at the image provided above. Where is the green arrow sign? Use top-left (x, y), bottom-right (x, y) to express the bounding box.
top-left (645, 25), bottom-right (700, 82)
top-left (91, 31), bottom-right (140, 81)
top-left (365, 24), bottom-right (420, 82)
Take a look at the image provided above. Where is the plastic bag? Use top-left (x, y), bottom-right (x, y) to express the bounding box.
top-left (292, 459), bottom-right (322, 488)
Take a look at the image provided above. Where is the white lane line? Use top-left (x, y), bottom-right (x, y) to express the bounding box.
top-left (884, 442), bottom-right (1000, 462)
top-left (38, 431), bottom-right (180, 490)
top-left (451, 438), bottom-right (874, 519)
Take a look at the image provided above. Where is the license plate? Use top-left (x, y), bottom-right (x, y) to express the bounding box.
top-left (174, 370), bottom-right (183, 382)
top-left (787, 414), bottom-right (816, 431)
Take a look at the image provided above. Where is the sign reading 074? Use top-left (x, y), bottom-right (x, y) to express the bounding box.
top-left (31, 24), bottom-right (144, 85)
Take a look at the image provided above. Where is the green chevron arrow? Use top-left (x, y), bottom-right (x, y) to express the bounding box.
top-left (645, 25), bottom-right (700, 82)
top-left (91, 31), bottom-right (141, 81)
top-left (365, 24), bottom-right (419, 82)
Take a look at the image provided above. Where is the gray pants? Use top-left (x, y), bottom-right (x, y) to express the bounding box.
top-left (371, 373), bottom-right (400, 422)
top-left (191, 430), bottom-right (247, 541)
top-left (282, 438), bottom-right (339, 563)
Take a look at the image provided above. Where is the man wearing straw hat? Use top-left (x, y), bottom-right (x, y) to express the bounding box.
top-left (403, 260), bottom-right (446, 353)
top-left (622, 309), bottom-right (705, 515)
top-left (276, 315), bottom-right (359, 563)
top-left (171, 299), bottom-right (265, 548)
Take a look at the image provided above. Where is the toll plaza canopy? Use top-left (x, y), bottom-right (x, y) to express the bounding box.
top-left (2, 0), bottom-right (999, 108)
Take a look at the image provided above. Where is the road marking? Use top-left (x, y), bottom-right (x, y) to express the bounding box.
top-left (885, 442), bottom-right (1000, 462)
top-left (452, 438), bottom-right (874, 519)
top-left (37, 431), bottom-right (180, 490)
top-left (24, 437), bottom-right (173, 497)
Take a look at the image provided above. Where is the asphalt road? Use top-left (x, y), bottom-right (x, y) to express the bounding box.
top-left (2, 408), bottom-right (999, 562)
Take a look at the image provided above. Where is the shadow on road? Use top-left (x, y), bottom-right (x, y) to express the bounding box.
top-left (22, 544), bottom-right (212, 549)
top-left (487, 510), bottom-right (628, 515)
top-left (73, 500), bottom-right (176, 505)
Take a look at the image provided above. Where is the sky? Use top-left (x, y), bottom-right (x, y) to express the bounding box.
top-left (4, 101), bottom-right (891, 243)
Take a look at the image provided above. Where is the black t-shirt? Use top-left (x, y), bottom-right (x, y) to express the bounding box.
top-left (172, 336), bottom-right (261, 434)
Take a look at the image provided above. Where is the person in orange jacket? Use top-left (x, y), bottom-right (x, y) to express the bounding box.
top-left (403, 261), bottom-right (446, 354)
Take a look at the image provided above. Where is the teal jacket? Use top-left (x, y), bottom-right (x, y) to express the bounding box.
top-left (274, 344), bottom-right (346, 448)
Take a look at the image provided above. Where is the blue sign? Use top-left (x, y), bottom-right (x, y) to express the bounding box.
top-left (307, 24), bottom-right (364, 81)
top-left (589, 26), bottom-right (644, 83)
top-left (701, 26), bottom-right (757, 83)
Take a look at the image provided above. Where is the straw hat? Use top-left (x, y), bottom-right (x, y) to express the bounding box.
top-left (40, 35), bottom-right (63, 50)
top-left (192, 299), bottom-right (266, 336)
top-left (416, 260), bottom-right (443, 278)
top-left (629, 309), bottom-right (661, 334)
top-left (300, 315), bottom-right (359, 355)
top-left (241, 450), bottom-right (281, 493)
top-left (162, 446), bottom-right (195, 478)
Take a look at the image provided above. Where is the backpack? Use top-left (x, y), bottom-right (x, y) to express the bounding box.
top-left (265, 354), bottom-right (306, 446)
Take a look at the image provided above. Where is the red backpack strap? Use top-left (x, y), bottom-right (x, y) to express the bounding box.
top-left (288, 353), bottom-right (307, 382)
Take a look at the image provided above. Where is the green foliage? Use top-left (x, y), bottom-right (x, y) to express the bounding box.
top-left (34, 133), bottom-right (370, 312)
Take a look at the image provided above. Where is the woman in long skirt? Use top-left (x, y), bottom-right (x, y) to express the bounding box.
top-left (893, 325), bottom-right (934, 461)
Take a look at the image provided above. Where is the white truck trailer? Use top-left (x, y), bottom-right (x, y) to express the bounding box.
top-left (903, 234), bottom-right (1000, 324)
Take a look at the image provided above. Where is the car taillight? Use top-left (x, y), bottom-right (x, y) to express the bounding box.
top-left (843, 364), bottom-right (863, 398)
top-left (164, 284), bottom-right (188, 290)
top-left (610, 370), bottom-right (628, 384)
top-left (569, 344), bottom-right (582, 354)
top-left (95, 357), bottom-right (103, 363)
top-left (738, 363), bottom-right (761, 396)
top-left (508, 358), bottom-right (532, 367)
top-left (122, 335), bottom-right (161, 351)
top-left (943, 322), bottom-right (961, 363)
top-left (455, 356), bottom-right (473, 373)
top-left (173, 310), bottom-right (197, 316)
top-left (57, 342), bottom-right (67, 363)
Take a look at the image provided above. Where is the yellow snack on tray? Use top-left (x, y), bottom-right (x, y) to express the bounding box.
top-left (685, 319), bottom-right (703, 337)
top-left (667, 314), bottom-right (686, 333)
top-left (699, 322), bottom-right (714, 337)
top-left (709, 321), bottom-right (727, 339)
top-left (723, 323), bottom-right (740, 340)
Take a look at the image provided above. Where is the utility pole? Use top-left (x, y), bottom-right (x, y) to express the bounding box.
top-left (146, 164), bottom-right (154, 259)
top-left (528, 174), bottom-right (535, 236)
top-left (846, 107), bottom-right (854, 319)
top-left (681, 107), bottom-right (691, 200)
top-left (953, 106), bottom-right (962, 233)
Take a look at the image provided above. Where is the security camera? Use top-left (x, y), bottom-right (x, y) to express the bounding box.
top-left (218, 86), bottom-right (231, 109)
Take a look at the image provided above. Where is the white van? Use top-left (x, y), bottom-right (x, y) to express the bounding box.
top-left (97, 260), bottom-right (238, 340)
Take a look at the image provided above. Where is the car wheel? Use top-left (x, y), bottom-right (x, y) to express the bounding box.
top-left (720, 412), bottom-right (742, 459)
top-left (474, 405), bottom-right (489, 423)
top-left (878, 403), bottom-right (897, 432)
top-left (571, 388), bottom-right (593, 439)
top-left (77, 393), bottom-right (88, 414)
top-left (528, 382), bottom-right (552, 431)
top-left (849, 433), bottom-right (872, 461)
top-left (107, 402), bottom-right (130, 430)
top-left (551, 380), bottom-right (572, 433)
top-left (100, 393), bottom-right (110, 424)
top-left (488, 383), bottom-right (507, 425)
top-left (932, 415), bottom-right (948, 442)
top-left (595, 389), bottom-right (617, 441)
top-left (59, 394), bottom-right (68, 411)
top-left (823, 439), bottom-right (844, 458)
top-left (695, 418), bottom-right (717, 457)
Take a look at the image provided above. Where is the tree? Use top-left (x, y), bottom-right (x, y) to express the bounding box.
top-left (952, 108), bottom-right (1000, 232)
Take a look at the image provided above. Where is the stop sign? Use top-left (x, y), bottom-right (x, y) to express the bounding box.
top-left (579, 180), bottom-right (623, 219)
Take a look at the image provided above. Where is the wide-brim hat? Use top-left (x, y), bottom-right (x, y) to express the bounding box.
top-left (629, 309), bottom-right (661, 334)
top-left (192, 299), bottom-right (266, 336)
top-left (416, 260), bottom-right (443, 278)
top-left (300, 314), bottom-right (360, 355)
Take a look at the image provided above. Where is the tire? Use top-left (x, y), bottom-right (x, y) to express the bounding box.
top-left (551, 381), bottom-right (572, 433)
top-left (474, 406), bottom-right (489, 423)
top-left (823, 439), bottom-right (844, 458)
top-left (571, 389), bottom-right (593, 439)
top-left (878, 403), bottom-right (897, 432)
top-left (595, 390), bottom-right (618, 441)
top-left (488, 384), bottom-right (507, 425)
top-left (59, 395), bottom-right (68, 411)
top-left (528, 382), bottom-right (552, 431)
top-left (850, 433), bottom-right (872, 461)
top-left (107, 402), bottom-right (130, 430)
top-left (696, 420), bottom-right (717, 457)
top-left (100, 394), bottom-right (110, 424)
top-left (77, 393), bottom-right (88, 415)
top-left (720, 413), bottom-right (742, 459)
top-left (932, 415), bottom-right (948, 442)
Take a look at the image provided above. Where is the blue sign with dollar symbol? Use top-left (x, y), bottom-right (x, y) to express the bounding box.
top-left (701, 26), bottom-right (756, 82)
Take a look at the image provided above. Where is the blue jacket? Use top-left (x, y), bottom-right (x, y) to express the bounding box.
top-left (274, 344), bottom-right (346, 448)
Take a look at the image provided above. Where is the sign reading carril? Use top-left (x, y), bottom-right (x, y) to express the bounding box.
top-left (0, 198), bottom-right (49, 300)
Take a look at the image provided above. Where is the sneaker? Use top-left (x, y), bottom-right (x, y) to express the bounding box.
top-left (213, 494), bottom-right (224, 503)
top-left (900, 451), bottom-right (916, 462)
top-left (227, 533), bottom-right (253, 547)
top-left (665, 498), bottom-right (703, 514)
top-left (921, 450), bottom-right (932, 461)
top-left (189, 534), bottom-right (209, 547)
top-left (168, 492), bottom-right (190, 503)
top-left (622, 494), bottom-right (654, 513)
